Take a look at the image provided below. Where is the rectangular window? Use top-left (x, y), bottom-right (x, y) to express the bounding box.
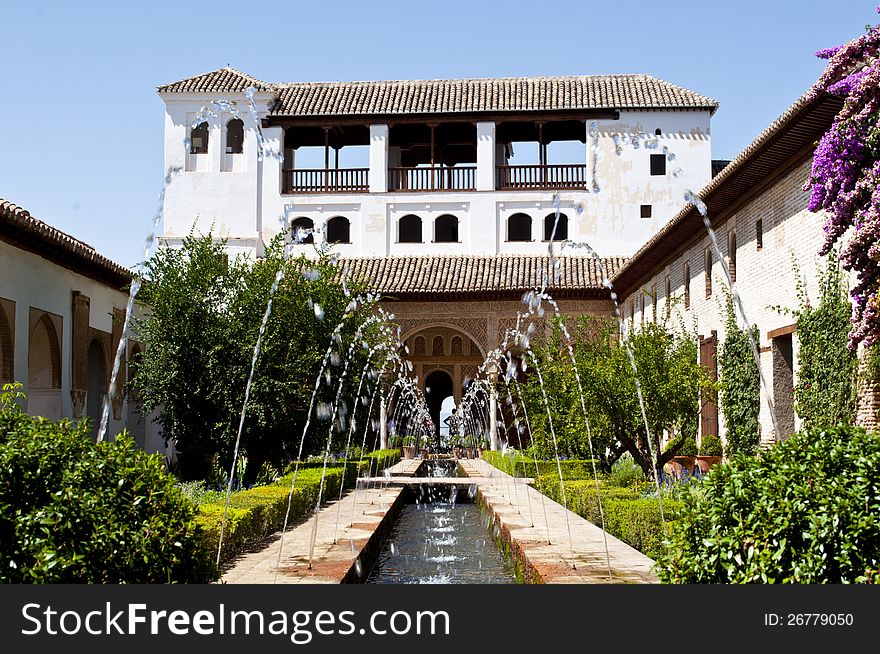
top-left (640, 204), bottom-right (652, 219)
top-left (756, 219), bottom-right (763, 251)
top-left (650, 154), bottom-right (666, 176)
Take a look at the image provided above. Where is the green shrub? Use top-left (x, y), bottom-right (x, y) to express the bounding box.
top-left (666, 435), bottom-right (697, 456)
top-left (608, 452), bottom-right (646, 488)
top-left (482, 451), bottom-right (598, 480)
top-left (0, 384), bottom-right (214, 583)
top-left (537, 475), bottom-right (680, 561)
top-left (656, 425), bottom-right (880, 583)
top-left (699, 435), bottom-right (723, 457)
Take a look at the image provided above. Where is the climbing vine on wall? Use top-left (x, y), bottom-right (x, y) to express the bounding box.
top-left (718, 294), bottom-right (761, 456)
top-left (792, 254), bottom-right (858, 429)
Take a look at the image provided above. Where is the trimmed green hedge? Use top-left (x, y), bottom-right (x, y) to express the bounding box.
top-left (537, 475), bottom-right (681, 561)
top-left (199, 449), bottom-right (400, 564)
top-left (482, 451), bottom-right (598, 480)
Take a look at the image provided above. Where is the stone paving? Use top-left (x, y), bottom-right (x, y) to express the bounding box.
top-left (458, 458), bottom-right (658, 583)
top-left (220, 456), bottom-right (658, 584)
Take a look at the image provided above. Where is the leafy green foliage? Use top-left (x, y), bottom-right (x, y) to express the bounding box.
top-left (133, 232), bottom-right (392, 483)
top-left (666, 435), bottom-right (697, 456)
top-left (656, 425), bottom-right (880, 583)
top-left (608, 452), bottom-right (646, 488)
top-left (0, 383), bottom-right (214, 583)
top-left (792, 255), bottom-right (858, 429)
top-left (718, 295), bottom-right (761, 456)
top-left (514, 316), bottom-right (711, 477)
top-left (481, 451), bottom-right (597, 480)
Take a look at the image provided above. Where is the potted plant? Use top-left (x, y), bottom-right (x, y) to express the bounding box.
top-left (401, 435), bottom-right (417, 459)
top-left (665, 435), bottom-right (697, 478)
top-left (696, 435), bottom-right (724, 473)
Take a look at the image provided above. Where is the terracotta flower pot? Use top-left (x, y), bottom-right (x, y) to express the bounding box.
top-left (695, 455), bottom-right (722, 474)
top-left (402, 446), bottom-right (416, 459)
top-left (670, 455), bottom-right (696, 477)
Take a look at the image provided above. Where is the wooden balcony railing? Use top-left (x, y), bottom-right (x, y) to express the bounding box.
top-left (282, 168), bottom-right (369, 194)
top-left (388, 166), bottom-right (476, 192)
top-left (495, 164), bottom-right (587, 190)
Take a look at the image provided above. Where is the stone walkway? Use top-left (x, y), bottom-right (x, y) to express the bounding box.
top-left (458, 458), bottom-right (658, 583)
top-left (220, 456), bottom-right (658, 584)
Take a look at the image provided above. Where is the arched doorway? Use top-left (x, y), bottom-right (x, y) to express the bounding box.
top-left (424, 369), bottom-right (453, 446)
top-left (86, 338), bottom-right (107, 441)
top-left (127, 344), bottom-right (145, 449)
top-left (27, 312), bottom-right (62, 419)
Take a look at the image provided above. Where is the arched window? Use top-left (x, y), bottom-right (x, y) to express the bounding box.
top-left (399, 214), bottom-right (422, 243)
top-left (434, 214), bottom-right (458, 243)
top-left (414, 336), bottom-right (426, 355)
top-left (728, 231), bottom-right (737, 283)
top-left (684, 263), bottom-right (691, 310)
top-left (756, 219), bottom-right (763, 251)
top-left (190, 121), bottom-right (209, 154)
top-left (291, 217), bottom-right (314, 244)
top-left (451, 336), bottom-right (463, 356)
top-left (432, 336), bottom-right (444, 356)
top-left (326, 216), bottom-right (350, 244)
top-left (226, 118), bottom-right (244, 154)
top-left (544, 213), bottom-right (568, 241)
top-left (705, 247), bottom-right (713, 298)
top-left (28, 314), bottom-right (61, 390)
top-left (655, 128), bottom-right (662, 136)
top-left (508, 213), bottom-right (532, 242)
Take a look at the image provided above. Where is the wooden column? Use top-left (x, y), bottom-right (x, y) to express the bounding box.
top-left (430, 124), bottom-right (436, 191)
top-left (323, 127), bottom-right (330, 192)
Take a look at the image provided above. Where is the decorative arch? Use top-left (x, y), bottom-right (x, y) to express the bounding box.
top-left (291, 216), bottom-right (315, 244)
top-left (226, 118), bottom-right (244, 154)
top-left (544, 212), bottom-right (568, 241)
top-left (399, 321), bottom-right (488, 359)
top-left (326, 216), bottom-right (350, 244)
top-left (399, 214), bottom-right (422, 243)
top-left (28, 313), bottom-right (61, 390)
top-left (507, 213), bottom-right (532, 242)
top-left (414, 335), bottom-right (426, 355)
top-left (451, 336), bottom-right (463, 356)
top-left (431, 335), bottom-right (444, 356)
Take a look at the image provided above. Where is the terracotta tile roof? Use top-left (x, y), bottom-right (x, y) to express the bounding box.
top-left (157, 67), bottom-right (275, 94)
top-left (158, 68), bottom-right (718, 116)
top-left (0, 198), bottom-right (132, 288)
top-left (339, 255), bottom-right (626, 296)
top-left (610, 90), bottom-right (844, 294)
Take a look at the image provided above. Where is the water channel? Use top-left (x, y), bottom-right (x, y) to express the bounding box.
top-left (366, 460), bottom-right (517, 584)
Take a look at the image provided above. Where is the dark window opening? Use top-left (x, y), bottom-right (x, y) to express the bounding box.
top-left (291, 217), bottom-right (314, 244)
top-left (190, 121), bottom-right (209, 154)
top-left (640, 204), bottom-right (652, 219)
top-left (508, 213), bottom-right (532, 242)
top-left (728, 232), bottom-right (737, 283)
top-left (756, 219), bottom-right (763, 251)
top-left (399, 214), bottom-right (422, 243)
top-left (655, 128), bottom-right (662, 136)
top-left (226, 118), bottom-right (244, 154)
top-left (684, 263), bottom-right (691, 310)
top-left (650, 153), bottom-right (666, 176)
top-left (434, 214), bottom-right (459, 243)
top-left (665, 276), bottom-right (671, 318)
top-left (543, 213), bottom-right (568, 241)
top-left (326, 216), bottom-right (350, 244)
top-left (705, 247), bottom-right (713, 298)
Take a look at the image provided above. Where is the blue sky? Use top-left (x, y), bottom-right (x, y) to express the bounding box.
top-left (0, 0), bottom-right (876, 267)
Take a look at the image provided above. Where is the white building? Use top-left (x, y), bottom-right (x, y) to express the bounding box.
top-left (0, 199), bottom-right (168, 456)
top-left (157, 67), bottom-right (717, 260)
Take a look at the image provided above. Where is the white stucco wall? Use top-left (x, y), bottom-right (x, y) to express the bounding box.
top-left (159, 91), bottom-right (712, 260)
